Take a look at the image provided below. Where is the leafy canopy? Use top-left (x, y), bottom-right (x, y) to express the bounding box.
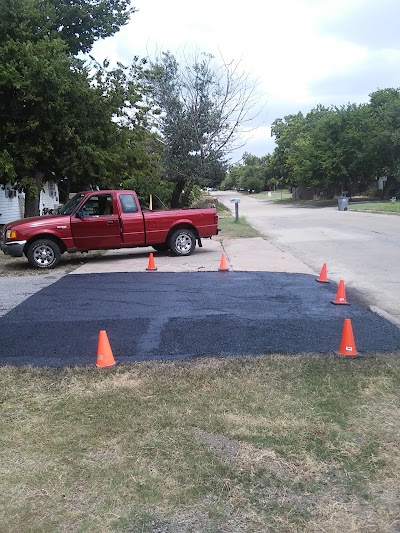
top-left (0, 0), bottom-right (165, 216)
top-left (0, 0), bottom-right (135, 55)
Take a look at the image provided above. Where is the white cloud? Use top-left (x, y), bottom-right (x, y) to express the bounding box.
top-left (91, 0), bottom-right (400, 160)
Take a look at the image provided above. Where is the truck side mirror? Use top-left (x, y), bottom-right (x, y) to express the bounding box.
top-left (75, 210), bottom-right (83, 219)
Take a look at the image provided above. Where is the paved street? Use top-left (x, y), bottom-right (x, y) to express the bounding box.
top-left (215, 191), bottom-right (400, 322)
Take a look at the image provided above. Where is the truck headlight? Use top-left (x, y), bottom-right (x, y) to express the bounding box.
top-left (6, 229), bottom-right (17, 239)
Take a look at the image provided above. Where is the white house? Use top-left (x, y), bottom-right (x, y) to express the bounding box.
top-left (0, 181), bottom-right (60, 225)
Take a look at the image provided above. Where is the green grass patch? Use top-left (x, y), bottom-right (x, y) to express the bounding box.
top-left (216, 214), bottom-right (262, 241)
top-left (215, 199), bottom-right (262, 239)
top-left (273, 198), bottom-right (339, 208)
top-left (217, 216), bottom-right (262, 239)
top-left (265, 196), bottom-right (400, 212)
top-left (216, 200), bottom-right (230, 213)
top-left (2, 355), bottom-right (400, 532)
top-left (349, 201), bottom-right (400, 213)
top-left (252, 189), bottom-right (292, 201)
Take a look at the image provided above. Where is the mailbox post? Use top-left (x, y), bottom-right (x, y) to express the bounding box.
top-left (230, 197), bottom-right (240, 222)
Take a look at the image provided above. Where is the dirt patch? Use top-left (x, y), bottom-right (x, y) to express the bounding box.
top-left (0, 249), bottom-right (104, 276)
top-left (193, 429), bottom-right (240, 462)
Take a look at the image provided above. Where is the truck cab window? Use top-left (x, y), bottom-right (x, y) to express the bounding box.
top-left (81, 195), bottom-right (113, 216)
top-left (120, 194), bottom-right (138, 213)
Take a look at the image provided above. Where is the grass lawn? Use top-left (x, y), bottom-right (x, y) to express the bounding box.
top-left (252, 189), bottom-right (292, 201)
top-left (2, 196), bottom-right (399, 531)
top-left (1, 355), bottom-right (399, 532)
top-left (216, 201), bottom-right (262, 239)
top-left (349, 202), bottom-right (400, 214)
top-left (273, 198), bottom-right (339, 208)
top-left (268, 197), bottom-right (400, 213)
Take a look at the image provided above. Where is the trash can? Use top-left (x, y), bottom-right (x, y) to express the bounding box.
top-left (338, 196), bottom-right (349, 211)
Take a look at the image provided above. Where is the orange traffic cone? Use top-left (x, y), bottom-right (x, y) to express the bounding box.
top-left (96, 330), bottom-right (115, 368)
top-left (338, 318), bottom-right (359, 357)
top-left (331, 280), bottom-right (350, 305)
top-left (146, 252), bottom-right (157, 271)
top-left (316, 263), bottom-right (330, 283)
top-left (218, 253), bottom-right (229, 271)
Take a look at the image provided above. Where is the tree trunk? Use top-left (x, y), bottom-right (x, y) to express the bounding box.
top-left (381, 176), bottom-right (397, 199)
top-left (180, 180), bottom-right (194, 207)
top-left (170, 178), bottom-right (186, 208)
top-left (24, 171), bottom-right (45, 218)
top-left (58, 179), bottom-right (70, 204)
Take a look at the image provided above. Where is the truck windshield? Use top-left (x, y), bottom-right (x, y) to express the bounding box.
top-left (59, 194), bottom-right (85, 215)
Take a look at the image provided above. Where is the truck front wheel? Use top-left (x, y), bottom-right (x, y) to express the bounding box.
top-left (168, 229), bottom-right (196, 256)
top-left (27, 239), bottom-right (61, 269)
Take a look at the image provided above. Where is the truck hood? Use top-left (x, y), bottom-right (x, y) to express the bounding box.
top-left (6, 214), bottom-right (69, 229)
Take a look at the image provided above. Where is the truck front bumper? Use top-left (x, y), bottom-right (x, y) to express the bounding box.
top-left (0, 240), bottom-right (27, 257)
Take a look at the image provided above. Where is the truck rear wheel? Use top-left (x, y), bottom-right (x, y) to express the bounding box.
top-left (27, 239), bottom-right (61, 269)
top-left (168, 229), bottom-right (196, 256)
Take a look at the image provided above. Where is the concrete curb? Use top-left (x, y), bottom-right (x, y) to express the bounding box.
top-left (369, 305), bottom-right (400, 330)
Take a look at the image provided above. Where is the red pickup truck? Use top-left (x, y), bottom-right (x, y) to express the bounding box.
top-left (1, 190), bottom-right (219, 269)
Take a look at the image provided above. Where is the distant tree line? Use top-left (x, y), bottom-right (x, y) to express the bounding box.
top-left (224, 89), bottom-right (400, 199)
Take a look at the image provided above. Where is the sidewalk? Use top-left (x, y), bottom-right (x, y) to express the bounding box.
top-left (70, 237), bottom-right (314, 275)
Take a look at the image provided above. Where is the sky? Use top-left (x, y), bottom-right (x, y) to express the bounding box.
top-left (91, 0), bottom-right (400, 163)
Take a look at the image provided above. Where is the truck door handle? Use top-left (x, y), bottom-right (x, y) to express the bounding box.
top-left (107, 220), bottom-right (114, 225)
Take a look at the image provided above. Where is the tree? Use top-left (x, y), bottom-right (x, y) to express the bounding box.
top-left (0, 39), bottom-right (151, 215)
top-left (0, 0), bottom-right (150, 217)
top-left (315, 104), bottom-right (378, 195)
top-left (222, 152), bottom-right (279, 193)
top-left (0, 37), bottom-right (86, 215)
top-left (0, 0), bottom-right (135, 55)
top-left (146, 51), bottom-right (260, 206)
top-left (270, 111), bottom-right (307, 187)
top-left (271, 104), bottom-right (378, 197)
top-left (221, 165), bottom-right (241, 190)
top-left (369, 88), bottom-right (400, 198)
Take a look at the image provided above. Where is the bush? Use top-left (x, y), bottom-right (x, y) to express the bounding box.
top-left (191, 192), bottom-right (216, 208)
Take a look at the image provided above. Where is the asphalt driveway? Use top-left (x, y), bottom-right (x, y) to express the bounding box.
top-left (1, 271), bottom-right (400, 366)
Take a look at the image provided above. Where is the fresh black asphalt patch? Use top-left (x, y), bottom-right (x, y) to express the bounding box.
top-left (1, 272), bottom-right (400, 366)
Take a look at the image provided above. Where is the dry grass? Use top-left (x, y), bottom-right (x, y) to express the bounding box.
top-left (1, 354), bottom-right (400, 532)
top-left (0, 249), bottom-right (105, 276)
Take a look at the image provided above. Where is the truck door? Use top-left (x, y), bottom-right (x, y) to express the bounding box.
top-left (117, 193), bottom-right (145, 245)
top-left (70, 193), bottom-right (122, 250)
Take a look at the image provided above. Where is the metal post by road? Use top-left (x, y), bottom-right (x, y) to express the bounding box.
top-left (230, 198), bottom-right (240, 222)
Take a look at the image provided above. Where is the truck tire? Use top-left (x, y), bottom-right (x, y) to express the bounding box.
top-left (168, 229), bottom-right (196, 256)
top-left (152, 243), bottom-right (170, 252)
top-left (27, 239), bottom-right (61, 269)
